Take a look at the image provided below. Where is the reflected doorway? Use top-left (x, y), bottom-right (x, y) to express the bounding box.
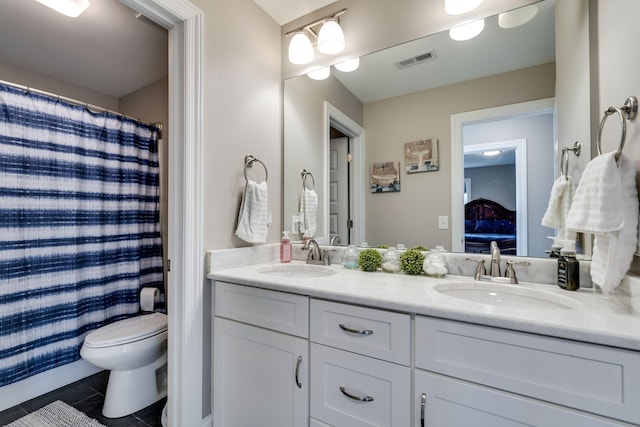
top-left (329, 128), bottom-right (351, 245)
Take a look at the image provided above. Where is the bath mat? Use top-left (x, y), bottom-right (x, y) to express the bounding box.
top-left (5, 400), bottom-right (105, 427)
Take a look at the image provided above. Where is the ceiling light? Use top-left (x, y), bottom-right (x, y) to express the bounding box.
top-left (288, 32), bottom-right (314, 65)
top-left (307, 67), bottom-right (331, 80)
top-left (499, 4), bottom-right (538, 29)
top-left (449, 19), bottom-right (485, 41)
top-left (318, 19), bottom-right (345, 55)
top-left (445, 0), bottom-right (483, 15)
top-left (34, 0), bottom-right (90, 17)
top-left (482, 150), bottom-right (502, 156)
top-left (335, 58), bottom-right (360, 72)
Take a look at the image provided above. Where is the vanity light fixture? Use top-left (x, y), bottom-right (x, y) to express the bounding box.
top-left (499, 4), bottom-right (538, 29)
top-left (449, 19), bottom-right (485, 41)
top-left (288, 32), bottom-right (314, 65)
top-left (285, 9), bottom-right (348, 65)
top-left (335, 57), bottom-right (360, 72)
top-left (34, 0), bottom-right (90, 17)
top-left (445, 0), bottom-right (483, 15)
top-left (307, 67), bottom-right (331, 80)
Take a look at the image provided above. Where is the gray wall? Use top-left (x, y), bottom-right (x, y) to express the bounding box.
top-left (363, 63), bottom-right (555, 249)
top-left (465, 165), bottom-right (516, 210)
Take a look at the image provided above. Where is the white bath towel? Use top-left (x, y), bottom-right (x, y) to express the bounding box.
top-left (235, 179), bottom-right (269, 244)
top-left (541, 175), bottom-right (576, 241)
top-left (567, 152), bottom-right (639, 292)
top-left (300, 188), bottom-right (318, 238)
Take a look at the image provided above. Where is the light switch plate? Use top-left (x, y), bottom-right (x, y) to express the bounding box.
top-left (438, 215), bottom-right (449, 229)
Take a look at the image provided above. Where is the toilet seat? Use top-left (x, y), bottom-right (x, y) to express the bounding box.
top-left (84, 312), bottom-right (167, 348)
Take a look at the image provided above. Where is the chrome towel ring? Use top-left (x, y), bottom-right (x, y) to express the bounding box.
top-left (244, 154), bottom-right (268, 182)
top-left (596, 96), bottom-right (638, 167)
top-left (300, 169), bottom-right (315, 190)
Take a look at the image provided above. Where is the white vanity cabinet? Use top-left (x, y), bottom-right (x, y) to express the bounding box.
top-left (309, 300), bottom-right (412, 426)
top-left (414, 316), bottom-right (640, 427)
top-left (213, 282), bottom-right (309, 427)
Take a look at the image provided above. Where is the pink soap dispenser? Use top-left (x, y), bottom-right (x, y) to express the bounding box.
top-left (280, 231), bottom-right (292, 263)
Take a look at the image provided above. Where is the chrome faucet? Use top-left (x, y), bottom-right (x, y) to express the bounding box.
top-left (489, 241), bottom-right (501, 277)
top-left (303, 239), bottom-right (331, 265)
top-left (330, 235), bottom-right (342, 246)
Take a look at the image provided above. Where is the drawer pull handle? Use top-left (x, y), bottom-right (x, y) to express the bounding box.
top-left (420, 393), bottom-right (427, 427)
top-left (295, 356), bottom-right (302, 389)
top-left (339, 323), bottom-right (374, 335)
top-left (339, 386), bottom-right (374, 402)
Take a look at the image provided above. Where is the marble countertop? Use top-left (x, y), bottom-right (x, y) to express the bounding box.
top-left (208, 257), bottom-right (640, 352)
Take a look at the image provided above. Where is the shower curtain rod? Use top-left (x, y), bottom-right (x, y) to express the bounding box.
top-left (0, 78), bottom-right (164, 138)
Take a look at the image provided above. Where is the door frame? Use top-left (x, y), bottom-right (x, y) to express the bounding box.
top-left (120, 1), bottom-right (203, 426)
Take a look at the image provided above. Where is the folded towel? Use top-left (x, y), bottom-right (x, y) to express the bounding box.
top-left (235, 179), bottom-right (269, 244)
top-left (300, 188), bottom-right (318, 238)
top-left (541, 175), bottom-right (576, 241)
top-left (567, 152), bottom-right (638, 292)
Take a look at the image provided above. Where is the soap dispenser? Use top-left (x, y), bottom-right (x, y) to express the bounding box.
top-left (280, 231), bottom-right (292, 263)
top-left (557, 240), bottom-right (579, 291)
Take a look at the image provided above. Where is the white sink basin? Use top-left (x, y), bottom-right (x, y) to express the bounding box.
top-left (257, 264), bottom-right (336, 278)
top-left (434, 282), bottom-right (579, 311)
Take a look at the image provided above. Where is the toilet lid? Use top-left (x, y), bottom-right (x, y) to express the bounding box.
top-left (84, 312), bottom-right (167, 348)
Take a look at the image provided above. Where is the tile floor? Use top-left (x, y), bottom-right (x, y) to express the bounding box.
top-left (0, 371), bottom-right (165, 426)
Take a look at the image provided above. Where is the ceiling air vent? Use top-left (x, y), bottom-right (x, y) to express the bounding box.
top-left (395, 50), bottom-right (437, 69)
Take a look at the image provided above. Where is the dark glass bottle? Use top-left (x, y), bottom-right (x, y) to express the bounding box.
top-left (557, 241), bottom-right (579, 291)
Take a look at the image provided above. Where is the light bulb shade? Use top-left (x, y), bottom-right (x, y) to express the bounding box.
top-left (317, 19), bottom-right (345, 55)
top-left (335, 57), bottom-right (360, 72)
top-left (34, 0), bottom-right (90, 17)
top-left (449, 19), bottom-right (485, 41)
top-left (499, 4), bottom-right (538, 29)
top-left (288, 32), bottom-right (314, 64)
top-left (445, 0), bottom-right (483, 15)
top-left (307, 67), bottom-right (331, 80)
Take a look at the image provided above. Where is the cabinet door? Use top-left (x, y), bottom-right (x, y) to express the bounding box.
top-left (415, 370), bottom-right (633, 427)
top-left (213, 317), bottom-right (308, 427)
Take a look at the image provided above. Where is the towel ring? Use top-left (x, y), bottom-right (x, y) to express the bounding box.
top-left (596, 96), bottom-right (638, 167)
top-left (244, 155), bottom-right (268, 182)
top-left (301, 169), bottom-right (315, 190)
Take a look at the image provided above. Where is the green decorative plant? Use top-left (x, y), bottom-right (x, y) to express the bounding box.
top-left (358, 248), bottom-right (382, 272)
top-left (411, 245), bottom-right (428, 252)
top-left (377, 244), bottom-right (389, 249)
top-left (400, 248), bottom-right (426, 275)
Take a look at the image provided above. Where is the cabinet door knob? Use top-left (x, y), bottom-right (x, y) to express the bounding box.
top-left (339, 386), bottom-right (374, 402)
top-left (420, 393), bottom-right (427, 427)
top-left (295, 355), bottom-right (302, 389)
top-left (339, 323), bottom-right (374, 335)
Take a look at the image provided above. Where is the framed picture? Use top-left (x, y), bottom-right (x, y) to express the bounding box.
top-left (370, 161), bottom-right (400, 193)
top-left (404, 138), bottom-right (439, 173)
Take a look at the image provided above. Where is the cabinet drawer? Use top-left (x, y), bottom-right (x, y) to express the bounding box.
top-left (215, 281), bottom-right (309, 338)
top-left (310, 299), bottom-right (410, 365)
top-left (310, 343), bottom-right (411, 427)
top-left (415, 316), bottom-right (640, 425)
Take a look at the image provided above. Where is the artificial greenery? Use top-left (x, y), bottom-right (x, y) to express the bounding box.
top-left (377, 244), bottom-right (389, 249)
top-left (358, 248), bottom-right (382, 272)
top-left (411, 245), bottom-right (428, 252)
top-left (400, 248), bottom-right (426, 275)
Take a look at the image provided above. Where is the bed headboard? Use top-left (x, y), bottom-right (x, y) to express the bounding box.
top-left (465, 198), bottom-right (516, 222)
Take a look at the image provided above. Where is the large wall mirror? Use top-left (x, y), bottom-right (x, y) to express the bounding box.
top-left (283, 0), bottom-right (593, 258)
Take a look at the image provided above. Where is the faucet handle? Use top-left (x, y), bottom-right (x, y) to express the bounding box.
top-left (504, 260), bottom-right (531, 284)
top-left (465, 257), bottom-right (487, 280)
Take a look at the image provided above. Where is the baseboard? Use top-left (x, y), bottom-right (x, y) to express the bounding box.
top-left (0, 360), bottom-right (102, 412)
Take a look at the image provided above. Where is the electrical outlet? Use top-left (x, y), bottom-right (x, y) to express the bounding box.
top-left (438, 215), bottom-right (449, 230)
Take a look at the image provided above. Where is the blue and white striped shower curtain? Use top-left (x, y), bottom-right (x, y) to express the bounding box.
top-left (0, 83), bottom-right (164, 387)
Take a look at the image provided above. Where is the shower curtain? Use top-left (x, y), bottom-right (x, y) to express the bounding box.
top-left (0, 83), bottom-right (164, 387)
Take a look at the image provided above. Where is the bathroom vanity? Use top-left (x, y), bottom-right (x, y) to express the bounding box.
top-left (208, 257), bottom-right (640, 427)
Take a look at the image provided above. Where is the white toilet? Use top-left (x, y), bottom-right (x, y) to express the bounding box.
top-left (80, 312), bottom-right (168, 418)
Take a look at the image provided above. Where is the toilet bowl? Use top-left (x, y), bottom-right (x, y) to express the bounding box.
top-left (80, 312), bottom-right (168, 418)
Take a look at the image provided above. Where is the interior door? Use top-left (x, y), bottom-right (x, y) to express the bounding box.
top-left (329, 136), bottom-right (350, 244)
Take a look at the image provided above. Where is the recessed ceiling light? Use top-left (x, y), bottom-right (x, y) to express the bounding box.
top-left (482, 150), bottom-right (502, 156)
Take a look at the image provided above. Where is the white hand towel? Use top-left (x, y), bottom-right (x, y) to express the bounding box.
top-left (566, 152), bottom-right (638, 292)
top-left (541, 175), bottom-right (576, 241)
top-left (300, 188), bottom-right (318, 238)
top-left (235, 179), bottom-right (269, 244)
